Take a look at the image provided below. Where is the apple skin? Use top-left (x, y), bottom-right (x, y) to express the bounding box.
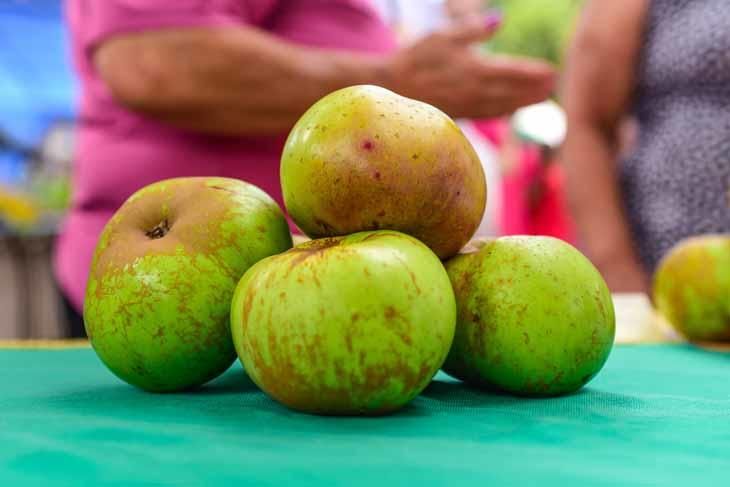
top-left (231, 230), bottom-right (456, 415)
top-left (653, 234), bottom-right (730, 342)
top-left (84, 177), bottom-right (292, 392)
top-left (443, 236), bottom-right (615, 397)
top-left (280, 85), bottom-right (486, 260)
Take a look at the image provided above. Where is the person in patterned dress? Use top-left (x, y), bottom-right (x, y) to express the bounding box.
top-left (562, 0), bottom-right (730, 293)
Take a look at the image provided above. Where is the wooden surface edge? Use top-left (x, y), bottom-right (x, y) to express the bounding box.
top-left (0, 339), bottom-right (90, 349)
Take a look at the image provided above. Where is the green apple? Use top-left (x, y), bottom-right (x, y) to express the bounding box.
top-left (653, 234), bottom-right (730, 342)
top-left (443, 236), bottom-right (615, 396)
top-left (231, 230), bottom-right (456, 415)
top-left (280, 85), bottom-right (486, 259)
top-left (84, 177), bottom-right (292, 392)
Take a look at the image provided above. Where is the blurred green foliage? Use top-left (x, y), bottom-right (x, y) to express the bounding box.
top-left (31, 177), bottom-right (71, 211)
top-left (486, 0), bottom-right (584, 66)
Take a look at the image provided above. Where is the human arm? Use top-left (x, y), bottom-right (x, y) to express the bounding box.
top-left (94, 16), bottom-right (555, 135)
top-left (561, 0), bottom-right (650, 292)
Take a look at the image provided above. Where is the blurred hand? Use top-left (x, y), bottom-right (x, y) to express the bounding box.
top-left (382, 15), bottom-right (556, 118)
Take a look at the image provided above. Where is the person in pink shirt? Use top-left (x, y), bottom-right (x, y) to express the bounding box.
top-left (57, 0), bottom-right (555, 337)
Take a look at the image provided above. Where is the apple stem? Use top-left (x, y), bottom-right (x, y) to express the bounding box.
top-left (146, 219), bottom-right (170, 239)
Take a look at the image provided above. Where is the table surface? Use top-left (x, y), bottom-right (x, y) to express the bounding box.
top-left (2, 344), bottom-right (730, 486)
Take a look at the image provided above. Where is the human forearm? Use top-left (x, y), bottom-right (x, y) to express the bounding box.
top-left (562, 125), bottom-right (648, 290)
top-left (95, 17), bottom-right (556, 136)
top-left (95, 26), bottom-right (384, 135)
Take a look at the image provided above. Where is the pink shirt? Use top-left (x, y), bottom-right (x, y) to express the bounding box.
top-left (56, 0), bottom-right (396, 312)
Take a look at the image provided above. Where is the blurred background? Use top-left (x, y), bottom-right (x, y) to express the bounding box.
top-left (1, 0), bottom-right (583, 338)
top-left (1, 0), bottom-right (75, 339)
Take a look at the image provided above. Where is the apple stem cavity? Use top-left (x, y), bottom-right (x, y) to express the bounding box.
top-left (146, 219), bottom-right (170, 240)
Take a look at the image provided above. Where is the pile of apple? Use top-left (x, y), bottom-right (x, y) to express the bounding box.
top-left (84, 86), bottom-right (616, 415)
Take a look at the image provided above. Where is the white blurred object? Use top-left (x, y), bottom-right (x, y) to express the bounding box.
top-left (612, 293), bottom-right (682, 344)
top-left (457, 120), bottom-right (501, 237)
top-left (512, 100), bottom-right (567, 149)
top-left (370, 0), bottom-right (446, 42)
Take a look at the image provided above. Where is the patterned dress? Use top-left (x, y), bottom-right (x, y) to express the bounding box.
top-left (621, 0), bottom-right (730, 271)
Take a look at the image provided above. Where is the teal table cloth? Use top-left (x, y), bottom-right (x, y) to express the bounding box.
top-left (2, 344), bottom-right (729, 486)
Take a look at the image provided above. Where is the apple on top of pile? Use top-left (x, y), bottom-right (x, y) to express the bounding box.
top-left (83, 85), bottom-right (729, 416)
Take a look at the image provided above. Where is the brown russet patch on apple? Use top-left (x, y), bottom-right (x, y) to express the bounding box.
top-left (313, 217), bottom-right (336, 234)
top-left (344, 333), bottom-right (354, 353)
top-left (384, 306), bottom-right (397, 320)
top-left (310, 271), bottom-right (322, 289)
top-left (521, 370), bottom-right (566, 396)
top-left (287, 236), bottom-right (344, 269)
top-left (90, 178), bottom-right (255, 285)
top-left (131, 362), bottom-right (149, 378)
top-left (267, 329), bottom-right (278, 355)
top-left (359, 231), bottom-right (397, 243)
top-left (244, 325), bottom-right (438, 415)
top-left (242, 283), bottom-right (256, 327)
top-left (442, 255), bottom-right (480, 381)
top-left (594, 289), bottom-right (609, 322)
top-left (590, 328), bottom-right (601, 346)
top-left (468, 309), bottom-right (491, 367)
top-left (295, 236), bottom-right (345, 251)
top-left (384, 250), bottom-right (423, 295)
top-left (509, 302), bottom-right (529, 321)
top-left (383, 306), bottom-right (413, 346)
top-left (450, 257), bottom-right (476, 298)
top-left (208, 184), bottom-right (236, 194)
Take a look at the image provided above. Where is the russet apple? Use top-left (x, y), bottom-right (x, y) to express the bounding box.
top-left (231, 230), bottom-right (456, 415)
top-left (443, 236), bottom-right (615, 396)
top-left (84, 177), bottom-right (292, 392)
top-left (280, 85), bottom-right (486, 259)
top-left (653, 234), bottom-right (730, 342)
